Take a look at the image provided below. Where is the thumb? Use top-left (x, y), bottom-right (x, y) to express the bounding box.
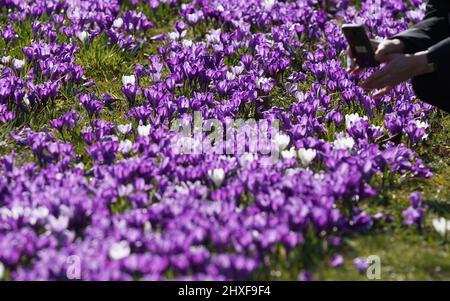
top-left (375, 47), bottom-right (389, 63)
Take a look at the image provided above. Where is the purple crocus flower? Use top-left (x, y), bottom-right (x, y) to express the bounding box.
top-left (402, 192), bottom-right (427, 228)
top-left (353, 257), bottom-right (368, 273)
top-left (0, 104), bottom-right (16, 123)
top-left (329, 254), bottom-right (344, 268)
top-left (50, 110), bottom-right (79, 132)
top-left (298, 271), bottom-right (314, 281)
top-left (79, 93), bottom-right (103, 118)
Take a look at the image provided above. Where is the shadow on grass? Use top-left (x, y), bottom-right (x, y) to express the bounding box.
top-left (425, 200), bottom-right (450, 217)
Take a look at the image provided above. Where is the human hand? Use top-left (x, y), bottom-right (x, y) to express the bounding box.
top-left (347, 39), bottom-right (404, 73)
top-left (374, 39), bottom-right (405, 62)
top-left (361, 51), bottom-right (433, 97)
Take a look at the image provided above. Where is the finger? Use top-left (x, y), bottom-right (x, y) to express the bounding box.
top-left (361, 66), bottom-right (392, 89)
top-left (346, 56), bottom-right (355, 71)
top-left (373, 85), bottom-right (394, 98)
top-left (374, 49), bottom-right (386, 62)
top-left (367, 58), bottom-right (395, 80)
top-left (365, 74), bottom-right (394, 90)
top-left (349, 67), bottom-right (363, 75)
top-left (346, 57), bottom-right (363, 74)
top-left (374, 46), bottom-right (391, 63)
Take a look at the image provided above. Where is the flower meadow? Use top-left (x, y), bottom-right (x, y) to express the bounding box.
top-left (0, 0), bottom-right (448, 281)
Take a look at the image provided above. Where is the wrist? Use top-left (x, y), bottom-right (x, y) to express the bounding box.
top-left (390, 39), bottom-right (405, 53)
top-left (412, 51), bottom-right (434, 76)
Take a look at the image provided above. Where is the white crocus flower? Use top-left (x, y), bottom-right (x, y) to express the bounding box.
top-left (74, 162), bottom-right (85, 170)
top-left (334, 136), bottom-right (355, 150)
top-left (414, 120), bottom-right (429, 140)
top-left (119, 139), bottom-right (133, 154)
top-left (432, 217), bottom-right (450, 237)
top-left (208, 168), bottom-right (225, 187)
top-left (206, 29), bottom-right (221, 44)
top-left (240, 153), bottom-right (257, 167)
top-left (281, 147), bottom-right (297, 160)
top-left (117, 123), bottom-right (132, 134)
top-left (345, 113), bottom-right (367, 128)
top-left (77, 31), bottom-right (88, 42)
top-left (231, 62), bottom-right (244, 76)
top-left (144, 221), bottom-right (152, 233)
top-left (294, 91), bottom-right (306, 102)
top-left (1, 56), bottom-right (11, 64)
top-left (264, 0), bottom-right (276, 10)
top-left (23, 93), bottom-right (30, 106)
top-left (285, 168), bottom-right (301, 176)
top-left (226, 72), bottom-right (236, 81)
top-left (118, 184), bottom-right (133, 197)
top-left (112, 18), bottom-right (124, 28)
top-left (48, 215), bottom-right (69, 232)
top-left (182, 39), bottom-right (193, 47)
top-left (11, 206), bottom-right (24, 219)
top-left (415, 120), bottom-right (429, 129)
top-left (256, 76), bottom-right (270, 89)
top-left (137, 124), bottom-right (151, 137)
top-left (273, 133), bottom-right (290, 150)
top-left (12, 58), bottom-right (25, 70)
top-left (34, 207), bottom-right (49, 219)
top-left (168, 31), bottom-right (180, 40)
top-left (187, 13), bottom-right (200, 24)
top-left (298, 148), bottom-right (317, 165)
top-left (122, 74), bottom-right (136, 86)
top-left (109, 241), bottom-right (131, 261)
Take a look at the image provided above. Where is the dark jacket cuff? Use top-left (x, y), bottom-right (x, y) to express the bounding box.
top-left (427, 37), bottom-right (450, 84)
top-left (390, 34), bottom-right (417, 54)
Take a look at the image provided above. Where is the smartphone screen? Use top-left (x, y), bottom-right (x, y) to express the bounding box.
top-left (342, 24), bottom-right (379, 68)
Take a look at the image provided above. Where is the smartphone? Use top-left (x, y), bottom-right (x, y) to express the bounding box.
top-left (342, 24), bottom-right (379, 68)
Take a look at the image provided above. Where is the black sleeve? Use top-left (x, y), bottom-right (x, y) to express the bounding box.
top-left (392, 0), bottom-right (450, 53)
top-left (427, 37), bottom-right (450, 84)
